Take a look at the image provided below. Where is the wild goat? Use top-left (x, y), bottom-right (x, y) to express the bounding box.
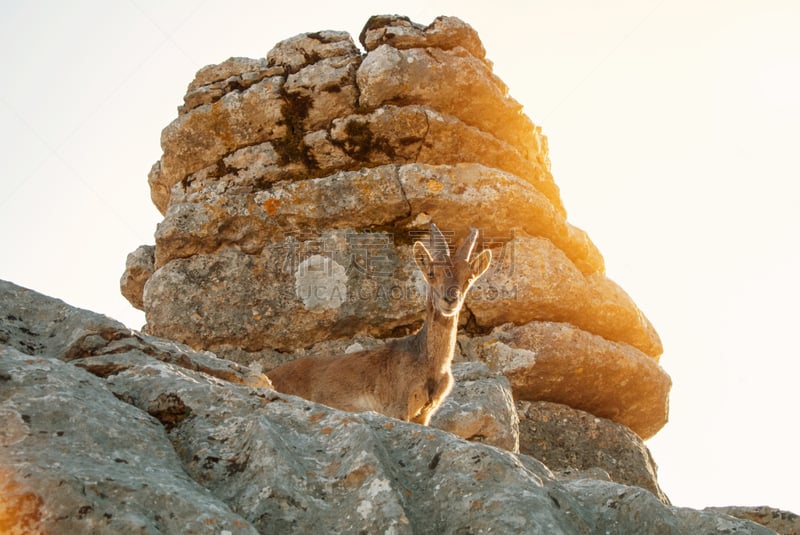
top-left (268, 224), bottom-right (492, 425)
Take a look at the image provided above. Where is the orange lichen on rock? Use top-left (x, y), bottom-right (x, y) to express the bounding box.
top-left (0, 469), bottom-right (44, 535)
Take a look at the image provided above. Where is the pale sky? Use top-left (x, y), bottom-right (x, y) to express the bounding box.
top-left (2, 0), bottom-right (799, 515)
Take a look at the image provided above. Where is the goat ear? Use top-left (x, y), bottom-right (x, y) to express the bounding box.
top-left (470, 249), bottom-right (492, 279)
top-left (413, 241), bottom-right (434, 277)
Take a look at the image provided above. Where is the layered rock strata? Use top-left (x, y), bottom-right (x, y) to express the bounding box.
top-left (517, 400), bottom-right (668, 504)
top-left (121, 15), bottom-right (669, 438)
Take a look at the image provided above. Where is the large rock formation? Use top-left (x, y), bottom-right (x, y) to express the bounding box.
top-left (3, 15), bottom-right (797, 534)
top-left (120, 14), bottom-right (669, 442)
top-left (0, 279), bottom-right (787, 534)
top-left (516, 400), bottom-right (668, 504)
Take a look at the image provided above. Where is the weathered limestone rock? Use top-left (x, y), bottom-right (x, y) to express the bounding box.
top-left (431, 362), bottom-right (520, 452)
top-left (180, 57), bottom-right (283, 115)
top-left (95, 353), bottom-right (626, 534)
top-left (558, 480), bottom-right (775, 535)
top-left (188, 56), bottom-right (272, 91)
top-left (466, 235), bottom-right (662, 357)
top-left (1, 279), bottom-right (130, 360)
top-left (153, 163), bottom-right (598, 271)
top-left (148, 15), bottom-right (559, 213)
top-left (0, 281), bottom-right (780, 534)
top-left (0, 279), bottom-right (270, 388)
top-left (122, 14), bottom-right (669, 442)
top-left (304, 104), bottom-right (555, 200)
top-left (284, 54), bottom-right (361, 131)
top-left (149, 31), bottom-right (364, 214)
top-left (356, 45), bottom-right (552, 184)
top-left (141, 156), bottom-right (666, 366)
top-left (359, 15), bottom-right (487, 61)
top-left (461, 321), bottom-right (670, 439)
top-left (144, 234), bottom-right (425, 357)
top-left (266, 30), bottom-right (360, 74)
top-left (517, 400), bottom-right (668, 503)
top-left (119, 244), bottom-right (154, 311)
top-left (155, 76), bottom-right (287, 214)
top-left (705, 506), bottom-right (800, 535)
top-left (0, 347), bottom-right (258, 534)
top-left (397, 164), bottom-right (599, 273)
top-left (268, 31), bottom-right (364, 153)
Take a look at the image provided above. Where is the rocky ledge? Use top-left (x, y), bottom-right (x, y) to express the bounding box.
top-left (2, 279), bottom-right (794, 534)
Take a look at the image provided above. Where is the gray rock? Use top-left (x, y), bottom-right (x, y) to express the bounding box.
top-left (153, 164), bottom-right (409, 267)
top-left (186, 140), bottom-right (304, 190)
top-left (155, 75), bottom-right (287, 213)
top-left (180, 56), bottom-right (283, 114)
top-left (153, 162), bottom-right (594, 271)
top-left (266, 30), bottom-right (360, 74)
top-left (72, 331), bottom-right (272, 389)
top-left (0, 279), bottom-right (269, 387)
top-left (560, 479), bottom-right (776, 534)
top-left (0, 346), bottom-right (257, 534)
top-left (674, 509), bottom-right (779, 535)
top-left (318, 104), bottom-right (553, 198)
top-left (0, 279), bottom-right (783, 534)
top-left (284, 54), bottom-right (361, 131)
top-left (431, 362), bottom-right (520, 452)
top-left (119, 244), bottom-right (154, 311)
top-left (517, 400), bottom-right (668, 503)
top-left (0, 279), bottom-right (130, 360)
top-left (705, 506), bottom-right (800, 535)
top-left (396, 164), bottom-right (599, 273)
top-left (360, 15), bottom-right (487, 61)
top-left (188, 56), bottom-right (272, 91)
top-left (143, 234), bottom-right (425, 357)
top-left (103, 355), bottom-right (417, 534)
top-left (90, 351), bottom-right (577, 534)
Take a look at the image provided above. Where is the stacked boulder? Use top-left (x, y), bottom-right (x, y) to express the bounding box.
top-left (121, 15), bottom-right (670, 443)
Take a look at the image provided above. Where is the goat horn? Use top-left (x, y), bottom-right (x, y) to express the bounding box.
top-left (428, 223), bottom-right (450, 259)
top-left (455, 227), bottom-right (479, 260)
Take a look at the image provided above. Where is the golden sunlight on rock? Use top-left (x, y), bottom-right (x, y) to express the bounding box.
top-left (122, 14), bottom-right (669, 440)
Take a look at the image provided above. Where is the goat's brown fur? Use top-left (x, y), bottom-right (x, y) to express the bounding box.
top-left (268, 224), bottom-right (492, 425)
